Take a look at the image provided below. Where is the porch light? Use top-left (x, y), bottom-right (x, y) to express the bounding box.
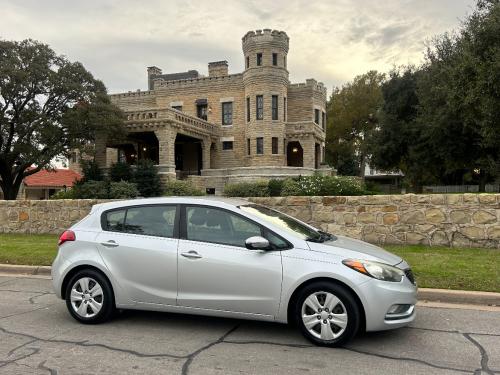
top-left (292, 147), bottom-right (299, 153)
top-left (143, 147), bottom-right (147, 151)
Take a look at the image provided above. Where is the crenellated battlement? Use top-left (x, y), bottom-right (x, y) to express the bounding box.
top-left (242, 29), bottom-right (289, 53)
top-left (109, 90), bottom-right (155, 98)
top-left (289, 79), bottom-right (327, 96)
top-left (153, 73), bottom-right (243, 88)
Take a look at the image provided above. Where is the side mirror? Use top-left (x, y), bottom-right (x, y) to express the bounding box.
top-left (245, 236), bottom-right (270, 250)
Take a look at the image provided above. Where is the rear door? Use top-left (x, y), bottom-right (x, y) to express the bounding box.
top-left (95, 204), bottom-right (179, 305)
top-left (177, 205), bottom-right (283, 317)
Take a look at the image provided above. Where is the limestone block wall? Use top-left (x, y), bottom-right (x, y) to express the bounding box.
top-left (248, 194), bottom-right (500, 248)
top-left (1, 194), bottom-right (499, 248)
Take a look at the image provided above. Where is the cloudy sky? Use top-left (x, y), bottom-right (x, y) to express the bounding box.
top-left (1, 0), bottom-right (475, 96)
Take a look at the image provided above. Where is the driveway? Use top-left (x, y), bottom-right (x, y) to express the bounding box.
top-left (0, 275), bottom-right (498, 374)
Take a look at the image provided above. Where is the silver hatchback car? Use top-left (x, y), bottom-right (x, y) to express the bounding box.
top-left (52, 197), bottom-right (417, 346)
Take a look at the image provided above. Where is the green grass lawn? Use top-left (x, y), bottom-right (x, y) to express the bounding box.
top-left (0, 234), bottom-right (498, 292)
top-left (385, 245), bottom-right (500, 292)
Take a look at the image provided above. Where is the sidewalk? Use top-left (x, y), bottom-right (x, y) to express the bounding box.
top-left (0, 263), bottom-right (498, 307)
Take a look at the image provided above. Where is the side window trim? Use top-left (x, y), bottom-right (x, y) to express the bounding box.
top-left (100, 204), bottom-right (181, 239)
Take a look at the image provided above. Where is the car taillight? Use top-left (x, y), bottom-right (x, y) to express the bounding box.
top-left (58, 230), bottom-right (76, 246)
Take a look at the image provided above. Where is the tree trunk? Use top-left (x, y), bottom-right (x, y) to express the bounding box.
top-left (359, 152), bottom-right (366, 181)
top-left (0, 173), bottom-right (23, 200)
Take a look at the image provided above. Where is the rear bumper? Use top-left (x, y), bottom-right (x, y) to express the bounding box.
top-left (358, 278), bottom-right (417, 332)
top-left (51, 251), bottom-right (69, 299)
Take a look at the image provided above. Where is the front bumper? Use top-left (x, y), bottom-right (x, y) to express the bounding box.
top-left (358, 277), bottom-right (417, 332)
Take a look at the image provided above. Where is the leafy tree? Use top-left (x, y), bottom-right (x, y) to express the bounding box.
top-left (416, 0), bottom-right (500, 192)
top-left (326, 70), bottom-right (385, 177)
top-left (109, 161), bottom-right (132, 182)
top-left (0, 39), bottom-right (125, 199)
top-left (133, 159), bottom-right (162, 197)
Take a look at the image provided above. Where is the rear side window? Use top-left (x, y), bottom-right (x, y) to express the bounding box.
top-left (104, 210), bottom-right (126, 232)
top-left (103, 205), bottom-right (177, 238)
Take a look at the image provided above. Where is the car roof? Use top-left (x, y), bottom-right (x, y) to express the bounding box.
top-left (91, 196), bottom-right (251, 213)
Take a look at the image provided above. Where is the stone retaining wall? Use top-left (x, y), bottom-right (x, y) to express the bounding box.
top-left (248, 194), bottom-right (500, 248)
top-left (0, 194), bottom-right (499, 248)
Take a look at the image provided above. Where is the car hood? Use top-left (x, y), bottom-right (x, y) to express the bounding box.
top-left (307, 235), bottom-right (402, 265)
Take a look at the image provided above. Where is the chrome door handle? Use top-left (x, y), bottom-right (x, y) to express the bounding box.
top-left (101, 240), bottom-right (119, 248)
top-left (181, 251), bottom-right (202, 259)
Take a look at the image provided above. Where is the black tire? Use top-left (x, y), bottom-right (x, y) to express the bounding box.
top-left (65, 269), bottom-right (115, 324)
top-left (294, 281), bottom-right (360, 347)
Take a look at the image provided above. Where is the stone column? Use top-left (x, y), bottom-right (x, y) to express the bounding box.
top-left (303, 136), bottom-right (316, 169)
top-left (94, 133), bottom-right (108, 174)
top-left (154, 127), bottom-right (176, 182)
top-left (201, 138), bottom-right (211, 171)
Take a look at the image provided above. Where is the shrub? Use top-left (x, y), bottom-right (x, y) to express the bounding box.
top-left (109, 181), bottom-right (139, 199)
top-left (223, 181), bottom-right (270, 197)
top-left (268, 179), bottom-right (285, 196)
top-left (164, 180), bottom-right (204, 196)
top-left (133, 159), bottom-right (162, 197)
top-left (73, 180), bottom-right (110, 199)
top-left (281, 175), bottom-right (365, 196)
top-left (50, 188), bottom-right (76, 199)
top-left (80, 159), bottom-right (103, 182)
top-left (109, 162), bottom-right (133, 182)
top-left (280, 178), bottom-right (302, 196)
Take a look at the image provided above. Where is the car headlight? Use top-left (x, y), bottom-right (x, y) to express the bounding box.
top-left (342, 259), bottom-right (404, 282)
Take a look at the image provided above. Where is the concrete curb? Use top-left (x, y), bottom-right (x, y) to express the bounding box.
top-left (0, 264), bottom-right (51, 276)
top-left (0, 264), bottom-right (498, 306)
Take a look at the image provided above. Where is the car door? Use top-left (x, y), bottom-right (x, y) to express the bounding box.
top-left (95, 204), bottom-right (179, 305)
top-left (177, 205), bottom-right (283, 317)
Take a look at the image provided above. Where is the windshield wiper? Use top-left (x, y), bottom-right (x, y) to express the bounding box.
top-left (306, 231), bottom-right (337, 243)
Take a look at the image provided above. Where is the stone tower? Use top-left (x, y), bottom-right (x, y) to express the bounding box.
top-left (242, 29), bottom-right (289, 166)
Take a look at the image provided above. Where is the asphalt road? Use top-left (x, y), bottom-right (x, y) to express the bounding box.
top-left (0, 275), bottom-right (498, 375)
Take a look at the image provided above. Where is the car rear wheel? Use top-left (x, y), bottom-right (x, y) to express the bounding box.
top-left (65, 269), bottom-right (115, 324)
top-left (294, 282), bottom-right (360, 346)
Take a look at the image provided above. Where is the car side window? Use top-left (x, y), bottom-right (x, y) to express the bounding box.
top-left (265, 231), bottom-right (290, 250)
top-left (186, 206), bottom-right (261, 247)
top-left (105, 209), bottom-right (126, 232)
top-left (124, 206), bottom-right (177, 238)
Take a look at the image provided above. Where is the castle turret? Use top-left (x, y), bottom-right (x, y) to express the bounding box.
top-left (242, 29), bottom-right (289, 167)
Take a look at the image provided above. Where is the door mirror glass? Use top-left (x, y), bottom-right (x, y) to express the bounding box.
top-left (245, 236), bottom-right (270, 250)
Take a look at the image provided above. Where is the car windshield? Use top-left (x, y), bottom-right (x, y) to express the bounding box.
top-left (239, 204), bottom-right (336, 243)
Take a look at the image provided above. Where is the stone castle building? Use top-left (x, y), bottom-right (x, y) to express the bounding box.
top-left (87, 29), bottom-right (330, 194)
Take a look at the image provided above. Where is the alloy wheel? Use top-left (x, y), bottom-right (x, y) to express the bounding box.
top-left (70, 277), bottom-right (104, 318)
top-left (301, 291), bottom-right (348, 341)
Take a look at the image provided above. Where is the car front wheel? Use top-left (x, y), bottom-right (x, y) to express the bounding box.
top-left (295, 282), bottom-right (360, 346)
top-left (65, 269), bottom-right (115, 324)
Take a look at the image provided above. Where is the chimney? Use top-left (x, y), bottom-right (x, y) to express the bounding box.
top-left (147, 66), bottom-right (162, 90)
top-left (208, 61), bottom-right (228, 77)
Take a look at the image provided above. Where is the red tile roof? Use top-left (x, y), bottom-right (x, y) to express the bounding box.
top-left (24, 169), bottom-right (82, 188)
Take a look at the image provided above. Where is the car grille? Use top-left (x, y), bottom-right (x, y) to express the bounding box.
top-left (404, 269), bottom-right (416, 285)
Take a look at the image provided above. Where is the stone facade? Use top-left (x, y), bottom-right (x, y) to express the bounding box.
top-left (1, 194), bottom-right (499, 249)
top-left (73, 29), bottom-right (329, 194)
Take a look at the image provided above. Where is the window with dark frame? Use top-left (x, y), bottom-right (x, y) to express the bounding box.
top-left (222, 102), bottom-right (233, 125)
top-left (283, 139), bottom-right (286, 155)
top-left (272, 137), bottom-right (278, 154)
top-left (197, 103), bottom-right (208, 120)
top-left (272, 95), bottom-right (278, 120)
top-left (256, 53), bottom-right (263, 66)
top-left (247, 138), bottom-right (251, 155)
top-left (222, 141), bottom-right (234, 150)
top-left (272, 53), bottom-right (278, 66)
top-left (256, 137), bottom-right (264, 154)
top-left (314, 108), bottom-right (320, 124)
top-left (322, 111), bottom-right (326, 131)
top-left (256, 95), bottom-right (263, 120)
top-left (246, 97), bottom-right (250, 122)
top-left (246, 56), bottom-right (249, 69)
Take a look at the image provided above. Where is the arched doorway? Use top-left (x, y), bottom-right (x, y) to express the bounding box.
top-left (287, 141), bottom-right (303, 167)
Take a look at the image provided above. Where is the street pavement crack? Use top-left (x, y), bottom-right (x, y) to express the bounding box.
top-left (181, 324), bottom-right (240, 375)
top-left (408, 325), bottom-right (500, 337)
top-left (0, 288), bottom-right (55, 295)
top-left (222, 338), bottom-right (473, 373)
top-left (38, 360), bottom-right (58, 375)
top-left (28, 292), bottom-right (53, 304)
top-left (463, 333), bottom-right (494, 375)
top-left (0, 304), bottom-right (56, 320)
top-left (0, 346), bottom-right (40, 369)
